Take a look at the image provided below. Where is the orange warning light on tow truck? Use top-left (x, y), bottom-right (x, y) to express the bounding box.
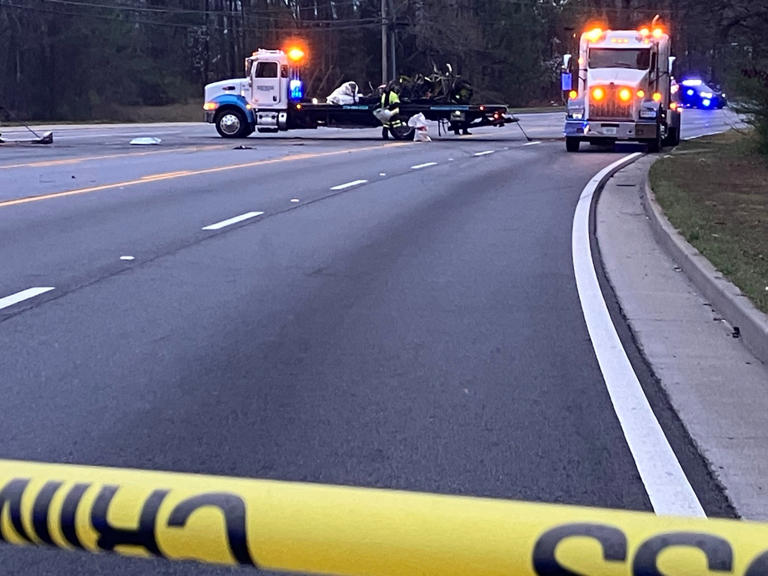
top-left (287, 47), bottom-right (306, 62)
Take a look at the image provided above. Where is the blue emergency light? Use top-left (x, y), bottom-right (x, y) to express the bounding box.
top-left (290, 79), bottom-right (303, 101)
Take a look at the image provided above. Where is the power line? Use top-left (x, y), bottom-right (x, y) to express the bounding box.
top-left (2, 2), bottom-right (383, 31)
top-left (39, 0), bottom-right (366, 17)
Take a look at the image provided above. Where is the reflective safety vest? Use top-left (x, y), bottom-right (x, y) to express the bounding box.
top-left (380, 91), bottom-right (402, 127)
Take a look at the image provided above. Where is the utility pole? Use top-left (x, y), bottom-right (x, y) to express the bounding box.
top-left (388, 0), bottom-right (397, 81)
top-left (381, 0), bottom-right (388, 84)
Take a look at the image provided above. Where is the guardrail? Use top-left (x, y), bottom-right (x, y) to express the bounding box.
top-left (1, 458), bottom-right (766, 575)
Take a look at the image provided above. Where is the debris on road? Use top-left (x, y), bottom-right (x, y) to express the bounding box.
top-left (129, 137), bottom-right (161, 145)
top-left (0, 130), bottom-right (53, 145)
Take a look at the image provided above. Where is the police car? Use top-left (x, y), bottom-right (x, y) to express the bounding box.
top-left (678, 78), bottom-right (727, 109)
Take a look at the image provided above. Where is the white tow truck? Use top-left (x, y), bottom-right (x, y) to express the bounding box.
top-left (562, 23), bottom-right (681, 152)
top-left (203, 47), bottom-right (512, 140)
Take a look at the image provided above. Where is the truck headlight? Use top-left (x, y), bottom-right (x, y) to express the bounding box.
top-left (566, 99), bottom-right (585, 120)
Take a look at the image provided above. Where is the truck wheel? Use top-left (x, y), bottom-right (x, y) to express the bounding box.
top-left (663, 126), bottom-right (680, 147)
top-left (390, 124), bottom-right (415, 141)
top-left (565, 137), bottom-right (580, 152)
top-left (647, 129), bottom-right (662, 153)
top-left (215, 109), bottom-right (250, 138)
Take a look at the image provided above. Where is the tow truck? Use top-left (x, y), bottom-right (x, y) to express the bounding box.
top-left (203, 47), bottom-right (511, 140)
top-left (561, 22), bottom-right (681, 152)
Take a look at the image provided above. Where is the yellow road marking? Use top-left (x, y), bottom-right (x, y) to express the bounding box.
top-left (0, 145), bottom-right (226, 170)
top-left (0, 142), bottom-right (408, 208)
top-left (140, 170), bottom-right (193, 180)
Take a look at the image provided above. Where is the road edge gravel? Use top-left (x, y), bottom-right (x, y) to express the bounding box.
top-left (642, 167), bottom-right (768, 365)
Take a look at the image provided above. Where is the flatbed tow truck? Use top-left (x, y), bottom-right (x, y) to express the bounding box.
top-left (203, 47), bottom-right (512, 140)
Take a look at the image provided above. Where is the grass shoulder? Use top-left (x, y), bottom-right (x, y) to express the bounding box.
top-left (649, 130), bottom-right (768, 313)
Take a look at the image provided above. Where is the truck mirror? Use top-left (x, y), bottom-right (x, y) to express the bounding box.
top-left (667, 56), bottom-right (676, 72)
top-left (563, 54), bottom-right (572, 71)
top-left (561, 71), bottom-right (573, 92)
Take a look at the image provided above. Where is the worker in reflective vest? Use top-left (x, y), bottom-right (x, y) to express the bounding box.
top-left (380, 82), bottom-right (404, 138)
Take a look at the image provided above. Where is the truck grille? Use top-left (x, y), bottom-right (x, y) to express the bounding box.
top-left (589, 86), bottom-right (633, 120)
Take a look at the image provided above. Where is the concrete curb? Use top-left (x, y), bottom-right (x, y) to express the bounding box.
top-left (641, 163), bottom-right (768, 365)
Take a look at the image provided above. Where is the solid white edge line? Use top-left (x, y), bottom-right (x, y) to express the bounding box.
top-left (572, 152), bottom-right (706, 517)
top-left (0, 287), bottom-right (55, 311)
top-left (522, 141), bottom-right (542, 146)
top-left (473, 150), bottom-right (494, 156)
top-left (202, 211), bottom-right (264, 231)
top-left (330, 179), bottom-right (368, 191)
top-left (410, 162), bottom-right (438, 170)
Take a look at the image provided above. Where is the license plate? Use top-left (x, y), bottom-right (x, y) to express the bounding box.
top-left (602, 127), bottom-right (617, 135)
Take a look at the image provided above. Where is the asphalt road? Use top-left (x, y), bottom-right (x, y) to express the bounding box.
top-left (0, 109), bottom-right (737, 575)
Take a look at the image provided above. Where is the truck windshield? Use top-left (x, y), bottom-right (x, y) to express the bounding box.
top-left (589, 48), bottom-right (650, 69)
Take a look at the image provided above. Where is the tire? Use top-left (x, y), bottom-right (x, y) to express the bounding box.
top-left (647, 128), bottom-right (662, 153)
top-left (565, 137), bottom-right (580, 152)
top-left (215, 108), bottom-right (250, 138)
top-left (390, 124), bottom-right (415, 141)
top-left (663, 126), bottom-right (680, 147)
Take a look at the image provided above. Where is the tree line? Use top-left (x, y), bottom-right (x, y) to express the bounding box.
top-left (0, 0), bottom-right (766, 123)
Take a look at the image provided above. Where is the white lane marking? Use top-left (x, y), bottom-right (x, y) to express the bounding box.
top-left (379, 172), bottom-right (387, 176)
top-left (410, 162), bottom-right (438, 170)
top-left (572, 152), bottom-right (705, 517)
top-left (202, 211), bottom-right (264, 231)
top-left (330, 179), bottom-right (368, 190)
top-left (0, 287), bottom-right (55, 311)
top-left (120, 256), bottom-right (135, 261)
top-left (523, 141), bottom-right (542, 146)
top-left (473, 150), bottom-right (494, 156)
top-left (290, 198), bottom-right (300, 203)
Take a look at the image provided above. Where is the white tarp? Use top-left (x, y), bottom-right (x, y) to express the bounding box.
top-left (327, 81), bottom-right (359, 105)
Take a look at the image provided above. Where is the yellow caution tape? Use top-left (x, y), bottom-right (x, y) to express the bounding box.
top-left (0, 458), bottom-right (767, 575)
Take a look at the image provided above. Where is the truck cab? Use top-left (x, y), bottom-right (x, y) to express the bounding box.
top-left (563, 25), bottom-right (681, 152)
top-left (204, 49), bottom-right (298, 138)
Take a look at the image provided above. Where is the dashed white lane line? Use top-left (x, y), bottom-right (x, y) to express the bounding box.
top-left (290, 198), bottom-right (300, 203)
top-left (572, 152), bottom-right (705, 517)
top-left (202, 211), bottom-right (264, 231)
top-left (473, 150), bottom-right (494, 156)
top-left (410, 162), bottom-right (438, 170)
top-left (523, 141), bottom-right (542, 146)
top-left (0, 287), bottom-right (55, 311)
top-left (330, 179), bottom-right (368, 191)
top-left (120, 256), bottom-right (135, 261)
